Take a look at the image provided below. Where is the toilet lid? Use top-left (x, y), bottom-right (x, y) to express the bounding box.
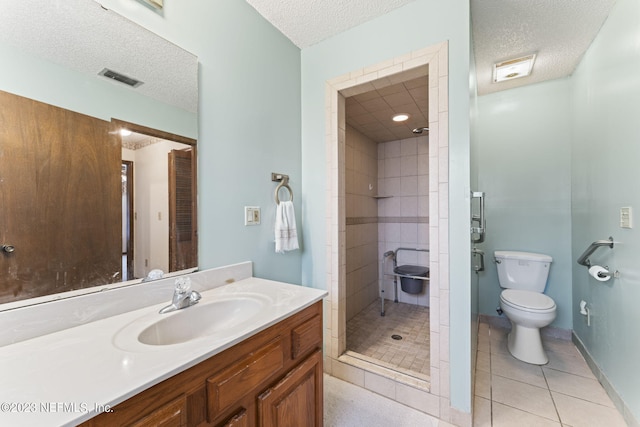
top-left (501, 289), bottom-right (555, 311)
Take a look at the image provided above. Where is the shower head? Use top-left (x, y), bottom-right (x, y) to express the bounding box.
top-left (412, 127), bottom-right (429, 134)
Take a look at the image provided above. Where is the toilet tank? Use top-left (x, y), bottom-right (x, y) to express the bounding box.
top-left (494, 251), bottom-right (552, 292)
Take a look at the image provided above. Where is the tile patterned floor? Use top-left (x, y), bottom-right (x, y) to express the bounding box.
top-left (324, 374), bottom-right (451, 427)
top-left (474, 321), bottom-right (628, 427)
top-left (346, 300), bottom-right (430, 378)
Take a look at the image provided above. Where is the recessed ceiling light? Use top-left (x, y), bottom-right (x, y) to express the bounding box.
top-left (493, 54), bottom-right (536, 83)
top-left (120, 128), bottom-right (132, 136)
top-left (392, 113), bottom-right (410, 122)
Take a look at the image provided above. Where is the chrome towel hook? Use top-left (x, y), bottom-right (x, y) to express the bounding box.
top-left (272, 172), bottom-right (293, 205)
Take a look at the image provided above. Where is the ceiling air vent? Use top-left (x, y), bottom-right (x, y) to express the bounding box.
top-left (98, 68), bottom-right (144, 88)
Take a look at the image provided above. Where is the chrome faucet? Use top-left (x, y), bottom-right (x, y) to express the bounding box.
top-left (159, 277), bottom-right (201, 314)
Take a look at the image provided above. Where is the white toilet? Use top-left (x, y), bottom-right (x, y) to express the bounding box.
top-left (495, 251), bottom-right (557, 365)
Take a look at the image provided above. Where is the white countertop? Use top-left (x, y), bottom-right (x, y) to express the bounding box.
top-left (0, 277), bottom-right (326, 426)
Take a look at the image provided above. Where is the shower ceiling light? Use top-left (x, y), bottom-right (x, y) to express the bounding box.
top-left (493, 54), bottom-right (536, 83)
top-left (392, 113), bottom-right (410, 122)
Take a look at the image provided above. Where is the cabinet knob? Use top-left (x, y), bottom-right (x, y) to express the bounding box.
top-left (2, 245), bottom-right (15, 253)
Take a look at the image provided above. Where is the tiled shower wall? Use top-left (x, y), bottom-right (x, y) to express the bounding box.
top-left (377, 136), bottom-right (430, 306)
top-left (345, 125), bottom-right (379, 321)
top-left (345, 128), bottom-right (430, 320)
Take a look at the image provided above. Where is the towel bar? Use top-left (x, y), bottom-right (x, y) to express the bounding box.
top-left (272, 172), bottom-right (293, 204)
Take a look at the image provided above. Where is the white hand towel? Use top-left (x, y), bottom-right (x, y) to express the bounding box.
top-left (275, 200), bottom-right (299, 253)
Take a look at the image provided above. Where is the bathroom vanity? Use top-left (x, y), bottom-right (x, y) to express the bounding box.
top-left (0, 272), bottom-right (326, 427)
top-left (82, 301), bottom-right (322, 426)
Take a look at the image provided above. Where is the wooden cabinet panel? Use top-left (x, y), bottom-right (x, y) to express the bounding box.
top-left (207, 338), bottom-right (284, 419)
top-left (219, 408), bottom-right (248, 427)
top-left (258, 350), bottom-right (322, 427)
top-left (291, 314), bottom-right (321, 360)
top-left (130, 395), bottom-right (186, 427)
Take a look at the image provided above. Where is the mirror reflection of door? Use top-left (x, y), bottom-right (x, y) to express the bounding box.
top-left (0, 90), bottom-right (121, 303)
top-left (117, 120), bottom-right (198, 280)
top-left (169, 148), bottom-right (197, 272)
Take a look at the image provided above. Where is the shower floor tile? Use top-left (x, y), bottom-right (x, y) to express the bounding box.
top-left (346, 300), bottom-right (430, 378)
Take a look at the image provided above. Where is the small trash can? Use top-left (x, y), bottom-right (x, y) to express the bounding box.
top-left (393, 264), bottom-right (429, 294)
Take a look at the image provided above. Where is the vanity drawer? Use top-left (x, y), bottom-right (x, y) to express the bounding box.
top-left (207, 337), bottom-right (285, 420)
top-left (291, 314), bottom-right (321, 359)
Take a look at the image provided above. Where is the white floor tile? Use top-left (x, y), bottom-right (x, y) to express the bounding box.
top-left (543, 367), bottom-right (615, 407)
top-left (491, 351), bottom-right (547, 389)
top-left (473, 396), bottom-right (491, 427)
top-left (546, 349), bottom-right (596, 379)
top-left (474, 369), bottom-right (491, 399)
top-left (474, 320), bottom-right (629, 427)
top-left (492, 402), bottom-right (561, 427)
top-left (552, 391), bottom-right (627, 427)
top-left (324, 374), bottom-right (441, 427)
top-left (491, 375), bottom-right (559, 422)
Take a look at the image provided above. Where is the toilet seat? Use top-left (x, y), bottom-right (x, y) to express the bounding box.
top-left (500, 289), bottom-right (556, 313)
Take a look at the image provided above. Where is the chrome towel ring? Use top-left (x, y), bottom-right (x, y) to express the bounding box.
top-left (272, 172), bottom-right (293, 205)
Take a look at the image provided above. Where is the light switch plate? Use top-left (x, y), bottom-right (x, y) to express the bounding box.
top-left (620, 207), bottom-right (632, 228)
top-left (244, 206), bottom-right (261, 226)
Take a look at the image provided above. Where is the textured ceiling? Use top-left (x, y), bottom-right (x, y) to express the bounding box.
top-left (0, 0), bottom-right (198, 113)
top-left (245, 0), bottom-right (417, 48)
top-left (471, 0), bottom-right (617, 95)
top-left (248, 0), bottom-right (617, 96)
top-left (247, 0), bottom-right (618, 141)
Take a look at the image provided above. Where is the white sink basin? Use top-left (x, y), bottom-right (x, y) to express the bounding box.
top-left (114, 293), bottom-right (270, 349)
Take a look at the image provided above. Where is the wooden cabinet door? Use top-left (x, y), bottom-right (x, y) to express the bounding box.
top-left (258, 350), bottom-right (322, 427)
top-left (219, 408), bottom-right (249, 427)
top-left (129, 395), bottom-right (187, 427)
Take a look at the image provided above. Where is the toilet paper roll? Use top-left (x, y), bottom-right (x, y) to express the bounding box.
top-left (588, 265), bottom-right (611, 282)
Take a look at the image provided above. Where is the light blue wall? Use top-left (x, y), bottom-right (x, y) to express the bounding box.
top-left (95, 0), bottom-right (303, 284)
top-left (474, 79), bottom-right (573, 330)
top-left (300, 0), bottom-right (472, 412)
top-left (570, 0), bottom-right (640, 419)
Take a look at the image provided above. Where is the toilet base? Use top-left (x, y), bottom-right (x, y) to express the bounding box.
top-left (507, 323), bottom-right (548, 365)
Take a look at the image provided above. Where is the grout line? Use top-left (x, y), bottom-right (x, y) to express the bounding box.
top-left (488, 325), bottom-right (494, 426)
top-left (542, 362), bottom-right (563, 424)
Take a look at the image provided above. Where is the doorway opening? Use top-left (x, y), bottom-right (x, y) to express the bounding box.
top-left (122, 160), bottom-right (134, 281)
top-left (115, 119), bottom-right (198, 280)
top-left (324, 41), bottom-right (451, 413)
top-left (343, 72), bottom-right (431, 381)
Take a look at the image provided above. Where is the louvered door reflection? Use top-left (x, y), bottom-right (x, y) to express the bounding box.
top-left (168, 148), bottom-right (197, 272)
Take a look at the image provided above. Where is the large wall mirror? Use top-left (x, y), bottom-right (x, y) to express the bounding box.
top-left (0, 0), bottom-right (198, 308)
